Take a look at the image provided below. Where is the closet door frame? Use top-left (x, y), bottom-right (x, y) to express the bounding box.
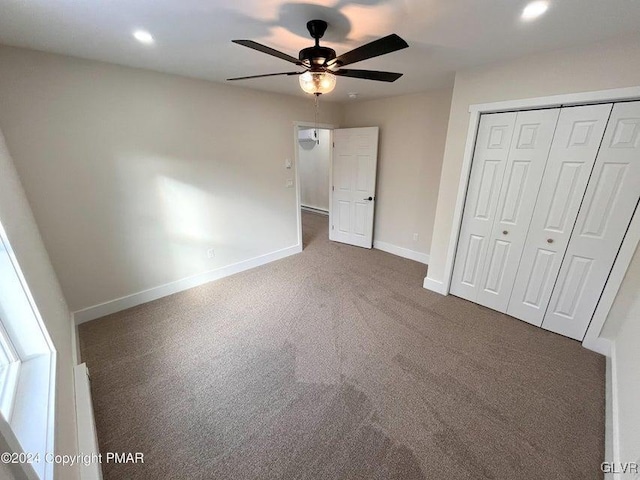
top-left (430, 85), bottom-right (640, 356)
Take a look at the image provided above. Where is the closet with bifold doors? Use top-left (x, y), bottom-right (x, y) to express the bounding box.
top-left (451, 100), bottom-right (640, 341)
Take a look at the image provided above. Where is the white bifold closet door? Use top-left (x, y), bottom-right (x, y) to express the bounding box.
top-left (451, 109), bottom-right (560, 311)
top-left (507, 103), bottom-right (613, 326)
top-left (476, 109), bottom-right (560, 311)
top-left (542, 100), bottom-right (640, 340)
top-left (452, 100), bottom-right (640, 341)
top-left (449, 112), bottom-right (516, 301)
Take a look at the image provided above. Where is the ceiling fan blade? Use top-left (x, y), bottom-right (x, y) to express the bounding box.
top-left (232, 40), bottom-right (303, 65)
top-left (227, 72), bottom-right (304, 81)
top-left (333, 69), bottom-right (403, 82)
top-left (328, 34), bottom-right (408, 68)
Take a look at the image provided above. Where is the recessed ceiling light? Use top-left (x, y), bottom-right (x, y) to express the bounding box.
top-left (521, 1), bottom-right (549, 21)
top-left (133, 30), bottom-right (154, 45)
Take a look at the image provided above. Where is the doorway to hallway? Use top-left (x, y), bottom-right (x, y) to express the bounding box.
top-left (298, 127), bottom-right (331, 217)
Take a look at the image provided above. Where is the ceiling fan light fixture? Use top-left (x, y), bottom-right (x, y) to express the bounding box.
top-left (299, 71), bottom-right (337, 95)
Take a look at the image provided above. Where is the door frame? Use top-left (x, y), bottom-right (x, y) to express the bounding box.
top-left (429, 85), bottom-right (640, 355)
top-left (293, 121), bottom-right (337, 249)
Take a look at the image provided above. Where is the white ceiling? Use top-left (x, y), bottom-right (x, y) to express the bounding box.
top-left (1, 0), bottom-right (639, 102)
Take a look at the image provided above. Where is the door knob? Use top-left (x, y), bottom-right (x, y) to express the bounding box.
top-left (547, 238), bottom-right (554, 244)
top-left (502, 230), bottom-right (509, 235)
top-left (364, 196), bottom-right (373, 201)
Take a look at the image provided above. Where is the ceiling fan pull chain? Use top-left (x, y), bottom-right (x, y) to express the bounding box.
top-left (314, 93), bottom-right (320, 144)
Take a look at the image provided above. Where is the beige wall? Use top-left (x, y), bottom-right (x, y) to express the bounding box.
top-left (600, 245), bottom-right (640, 465)
top-left (343, 89), bottom-right (452, 256)
top-left (0, 45), bottom-right (343, 312)
top-left (428, 33), bottom-right (640, 285)
top-left (0, 132), bottom-right (79, 478)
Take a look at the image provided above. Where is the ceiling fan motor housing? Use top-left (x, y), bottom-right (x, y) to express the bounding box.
top-left (299, 46), bottom-right (337, 68)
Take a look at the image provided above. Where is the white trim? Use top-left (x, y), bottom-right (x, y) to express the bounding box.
top-left (605, 355), bottom-right (613, 478)
top-left (293, 121), bottom-right (337, 249)
top-left (73, 244), bottom-right (302, 323)
top-left (423, 276), bottom-right (447, 295)
top-left (0, 322), bottom-right (20, 422)
top-left (582, 202), bottom-right (640, 355)
top-left (71, 315), bottom-right (80, 365)
top-left (0, 360), bottom-right (19, 421)
top-left (432, 86), bottom-right (640, 354)
top-left (0, 220), bottom-right (56, 480)
top-left (329, 130), bottom-right (334, 243)
top-left (373, 240), bottom-right (429, 265)
top-left (301, 205), bottom-right (329, 216)
top-left (610, 342), bottom-right (621, 479)
top-left (0, 414), bottom-right (39, 480)
top-left (0, 221), bottom-right (55, 356)
top-left (292, 121), bottom-right (336, 130)
top-left (74, 364), bottom-right (102, 480)
top-left (469, 86), bottom-right (640, 115)
top-left (582, 336), bottom-right (613, 358)
top-left (440, 110), bottom-right (481, 295)
top-left (44, 354), bottom-right (56, 480)
top-left (6, 353), bottom-right (56, 480)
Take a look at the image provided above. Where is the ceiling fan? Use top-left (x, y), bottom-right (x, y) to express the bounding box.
top-left (227, 20), bottom-right (409, 95)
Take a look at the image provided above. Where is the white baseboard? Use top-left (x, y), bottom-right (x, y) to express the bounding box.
top-left (605, 356), bottom-right (614, 480)
top-left (423, 275), bottom-right (447, 295)
top-left (74, 364), bottom-right (102, 480)
top-left (582, 335), bottom-right (612, 356)
top-left (301, 205), bottom-right (329, 216)
top-left (373, 240), bottom-right (429, 265)
top-left (71, 315), bottom-right (80, 365)
top-left (73, 244), bottom-right (302, 324)
top-left (609, 342), bottom-right (621, 480)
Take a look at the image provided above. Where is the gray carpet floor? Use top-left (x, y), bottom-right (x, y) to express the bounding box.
top-left (79, 211), bottom-right (605, 480)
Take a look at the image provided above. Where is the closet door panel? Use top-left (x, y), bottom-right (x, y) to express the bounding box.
top-left (507, 103), bottom-right (612, 325)
top-left (542, 101), bottom-right (640, 340)
top-left (450, 113), bottom-right (516, 301)
top-left (475, 108), bottom-right (560, 312)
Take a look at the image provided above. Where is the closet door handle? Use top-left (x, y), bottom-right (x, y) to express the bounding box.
top-left (502, 230), bottom-right (509, 235)
top-left (547, 238), bottom-right (554, 244)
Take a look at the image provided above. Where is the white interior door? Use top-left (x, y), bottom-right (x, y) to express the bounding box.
top-left (450, 112), bottom-right (516, 301)
top-left (475, 108), bottom-right (560, 312)
top-left (330, 127), bottom-right (379, 248)
top-left (507, 103), bottom-right (612, 326)
top-left (542, 101), bottom-right (640, 340)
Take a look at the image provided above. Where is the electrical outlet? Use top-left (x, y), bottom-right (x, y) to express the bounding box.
top-left (207, 248), bottom-right (215, 258)
top-left (286, 179), bottom-right (294, 188)
top-left (413, 233), bottom-right (419, 241)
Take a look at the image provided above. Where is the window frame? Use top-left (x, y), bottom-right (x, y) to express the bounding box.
top-left (0, 220), bottom-right (57, 480)
top-left (0, 319), bottom-right (20, 421)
